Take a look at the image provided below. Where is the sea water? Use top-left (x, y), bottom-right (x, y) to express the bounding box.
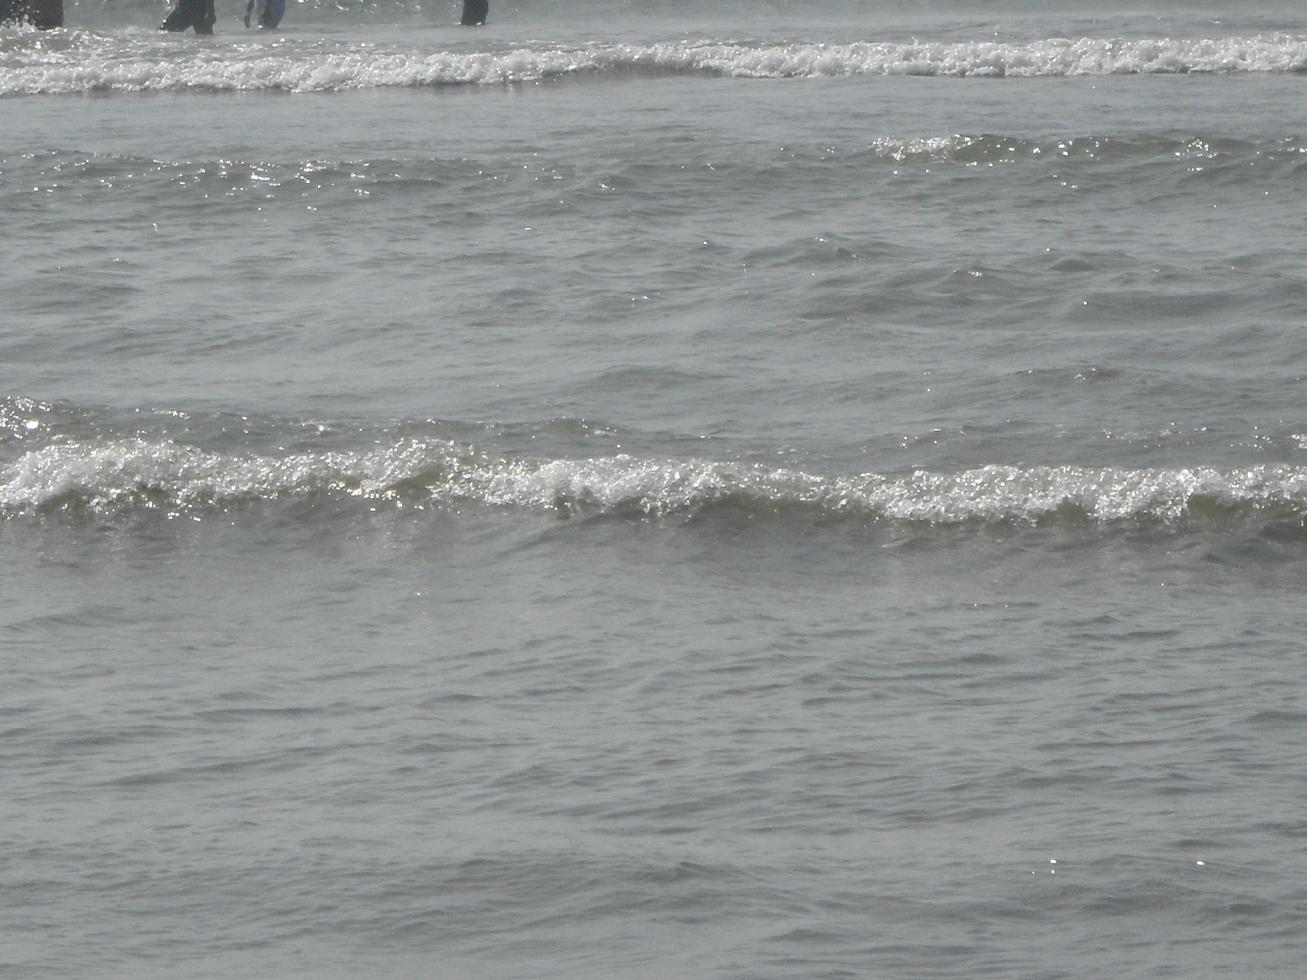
top-left (3, 1), bottom-right (1307, 976)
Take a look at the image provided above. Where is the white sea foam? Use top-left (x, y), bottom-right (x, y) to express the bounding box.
top-left (4, 437), bottom-right (1305, 524)
top-left (3, 33), bottom-right (1306, 94)
top-left (0, 437), bottom-right (454, 511)
top-left (445, 456), bottom-right (1307, 523)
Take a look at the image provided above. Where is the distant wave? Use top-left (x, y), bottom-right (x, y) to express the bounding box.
top-left (3, 33), bottom-right (1307, 94)
top-left (4, 434), bottom-right (1306, 525)
top-left (7, 135), bottom-right (1301, 198)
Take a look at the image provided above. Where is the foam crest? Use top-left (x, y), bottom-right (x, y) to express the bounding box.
top-left (4, 438), bottom-right (1305, 526)
top-left (0, 437), bottom-right (458, 513)
top-left (440, 457), bottom-right (1307, 523)
top-left (3, 33), bottom-right (1306, 94)
top-left (0, 396), bottom-right (52, 440)
top-left (692, 35), bottom-right (1307, 78)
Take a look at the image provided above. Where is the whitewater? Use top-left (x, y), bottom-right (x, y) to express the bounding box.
top-left (5, 31), bottom-right (1307, 94)
top-left (4, 1), bottom-right (1307, 977)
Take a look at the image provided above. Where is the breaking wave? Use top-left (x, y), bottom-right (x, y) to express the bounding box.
top-left (3, 33), bottom-right (1307, 94)
top-left (4, 435), bottom-right (1306, 526)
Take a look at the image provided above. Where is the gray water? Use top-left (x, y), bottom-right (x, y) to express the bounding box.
top-left (4, 1), bottom-right (1307, 976)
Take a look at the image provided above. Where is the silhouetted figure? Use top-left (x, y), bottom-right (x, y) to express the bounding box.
top-left (160, 0), bottom-right (215, 34)
top-left (1, 0), bottom-right (62, 29)
top-left (244, 0), bottom-right (285, 29)
top-left (461, 0), bottom-right (487, 26)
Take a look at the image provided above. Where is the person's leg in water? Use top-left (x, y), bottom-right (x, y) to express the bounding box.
top-left (161, 0), bottom-right (215, 33)
top-left (245, 0), bottom-right (285, 29)
top-left (460, 0), bottom-right (488, 26)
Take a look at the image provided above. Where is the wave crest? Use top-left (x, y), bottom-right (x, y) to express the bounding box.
top-left (3, 33), bottom-right (1307, 94)
top-left (4, 437), bottom-right (1306, 526)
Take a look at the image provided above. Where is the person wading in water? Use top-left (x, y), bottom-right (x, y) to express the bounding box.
top-left (160, 0), bottom-right (216, 33)
top-left (461, 0), bottom-right (487, 26)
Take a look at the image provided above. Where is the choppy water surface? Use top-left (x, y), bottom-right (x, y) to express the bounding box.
top-left (4, 1), bottom-right (1307, 976)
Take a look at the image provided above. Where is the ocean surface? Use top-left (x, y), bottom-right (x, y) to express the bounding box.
top-left (4, 0), bottom-right (1307, 976)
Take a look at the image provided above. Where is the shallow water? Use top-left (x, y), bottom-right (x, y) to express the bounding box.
top-left (4, 1), bottom-right (1307, 976)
